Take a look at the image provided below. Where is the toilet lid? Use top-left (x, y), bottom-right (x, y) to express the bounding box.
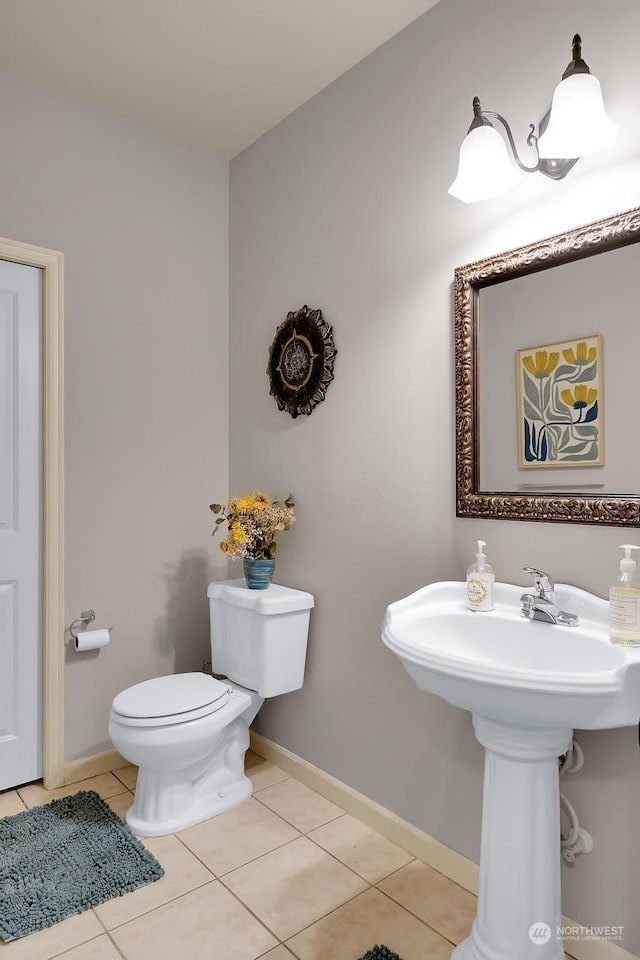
top-left (112, 672), bottom-right (230, 720)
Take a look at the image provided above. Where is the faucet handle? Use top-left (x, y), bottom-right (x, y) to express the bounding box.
top-left (522, 567), bottom-right (555, 599)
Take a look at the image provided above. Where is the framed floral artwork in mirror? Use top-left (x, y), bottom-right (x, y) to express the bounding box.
top-left (516, 333), bottom-right (603, 468)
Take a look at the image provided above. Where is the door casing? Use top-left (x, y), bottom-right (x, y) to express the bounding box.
top-left (0, 237), bottom-right (64, 789)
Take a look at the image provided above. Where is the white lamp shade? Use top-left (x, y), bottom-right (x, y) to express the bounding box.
top-left (537, 73), bottom-right (617, 159)
top-left (448, 124), bottom-right (523, 203)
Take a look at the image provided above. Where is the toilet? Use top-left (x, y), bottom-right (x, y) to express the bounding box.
top-left (108, 579), bottom-right (313, 836)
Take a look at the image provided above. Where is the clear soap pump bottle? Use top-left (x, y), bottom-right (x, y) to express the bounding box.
top-left (610, 544), bottom-right (640, 645)
top-left (466, 539), bottom-right (495, 612)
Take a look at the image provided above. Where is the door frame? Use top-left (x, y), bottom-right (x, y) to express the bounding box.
top-left (0, 237), bottom-right (64, 789)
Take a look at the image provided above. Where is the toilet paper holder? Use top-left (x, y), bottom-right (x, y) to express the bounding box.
top-left (69, 609), bottom-right (112, 642)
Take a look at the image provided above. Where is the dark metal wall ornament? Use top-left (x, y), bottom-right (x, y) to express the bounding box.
top-left (267, 305), bottom-right (337, 418)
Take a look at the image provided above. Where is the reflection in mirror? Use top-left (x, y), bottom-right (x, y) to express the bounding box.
top-left (455, 205), bottom-right (640, 524)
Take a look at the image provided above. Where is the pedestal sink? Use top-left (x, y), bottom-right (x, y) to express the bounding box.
top-left (382, 581), bottom-right (640, 960)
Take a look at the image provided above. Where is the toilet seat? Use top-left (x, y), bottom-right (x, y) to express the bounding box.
top-left (111, 672), bottom-right (231, 727)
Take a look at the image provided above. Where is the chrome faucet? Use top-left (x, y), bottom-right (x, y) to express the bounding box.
top-left (520, 567), bottom-right (579, 626)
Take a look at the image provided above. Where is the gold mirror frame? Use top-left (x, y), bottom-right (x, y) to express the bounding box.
top-left (455, 205), bottom-right (640, 525)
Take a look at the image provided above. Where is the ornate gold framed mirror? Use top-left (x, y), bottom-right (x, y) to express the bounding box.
top-left (455, 205), bottom-right (640, 525)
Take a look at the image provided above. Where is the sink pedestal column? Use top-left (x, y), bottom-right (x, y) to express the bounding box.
top-left (453, 716), bottom-right (572, 960)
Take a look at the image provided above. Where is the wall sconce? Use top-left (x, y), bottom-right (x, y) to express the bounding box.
top-left (449, 34), bottom-right (616, 203)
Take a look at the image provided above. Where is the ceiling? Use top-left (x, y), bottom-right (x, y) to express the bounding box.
top-left (0, 0), bottom-right (441, 160)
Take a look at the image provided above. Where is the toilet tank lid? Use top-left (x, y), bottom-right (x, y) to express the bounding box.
top-left (207, 579), bottom-right (314, 613)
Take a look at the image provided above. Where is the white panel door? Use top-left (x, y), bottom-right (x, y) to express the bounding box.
top-left (0, 259), bottom-right (42, 789)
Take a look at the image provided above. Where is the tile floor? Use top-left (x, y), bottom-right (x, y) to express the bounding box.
top-left (0, 752), bottom-right (478, 960)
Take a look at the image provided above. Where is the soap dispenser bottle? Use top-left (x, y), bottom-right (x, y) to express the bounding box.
top-left (466, 540), bottom-right (495, 612)
top-left (610, 544), bottom-right (640, 645)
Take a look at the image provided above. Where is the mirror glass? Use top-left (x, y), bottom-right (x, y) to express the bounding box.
top-left (455, 205), bottom-right (640, 524)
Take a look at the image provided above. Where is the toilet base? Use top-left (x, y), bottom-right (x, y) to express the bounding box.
top-left (125, 771), bottom-right (253, 836)
top-left (115, 688), bottom-right (263, 837)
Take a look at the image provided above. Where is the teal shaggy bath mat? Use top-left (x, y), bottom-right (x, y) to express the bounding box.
top-left (358, 947), bottom-right (403, 960)
top-left (0, 789), bottom-right (164, 941)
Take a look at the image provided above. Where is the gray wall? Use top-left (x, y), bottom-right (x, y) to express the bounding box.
top-left (0, 73), bottom-right (230, 761)
top-left (2, 0), bottom-right (639, 949)
top-left (229, 0), bottom-right (640, 950)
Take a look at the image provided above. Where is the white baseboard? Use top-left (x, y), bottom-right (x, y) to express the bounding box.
top-left (250, 733), bottom-right (638, 960)
top-left (250, 731), bottom-right (479, 892)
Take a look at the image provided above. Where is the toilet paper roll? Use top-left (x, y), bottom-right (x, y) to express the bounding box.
top-left (74, 628), bottom-right (111, 652)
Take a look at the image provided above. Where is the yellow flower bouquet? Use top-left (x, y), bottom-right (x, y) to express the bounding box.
top-left (210, 491), bottom-right (295, 561)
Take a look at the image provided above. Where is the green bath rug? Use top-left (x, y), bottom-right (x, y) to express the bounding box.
top-left (358, 947), bottom-right (403, 960)
top-left (0, 789), bottom-right (164, 941)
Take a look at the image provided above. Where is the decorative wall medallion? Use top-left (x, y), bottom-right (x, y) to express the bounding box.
top-left (267, 305), bottom-right (337, 418)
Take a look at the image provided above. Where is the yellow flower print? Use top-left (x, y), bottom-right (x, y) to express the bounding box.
top-left (562, 341), bottom-right (597, 366)
top-left (522, 350), bottom-right (560, 379)
top-left (560, 384), bottom-right (598, 410)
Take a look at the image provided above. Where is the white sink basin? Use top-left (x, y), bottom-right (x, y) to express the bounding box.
top-left (383, 581), bottom-right (640, 960)
top-left (382, 580), bottom-right (640, 730)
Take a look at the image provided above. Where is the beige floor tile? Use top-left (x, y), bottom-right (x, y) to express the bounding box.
top-left (259, 947), bottom-right (297, 959)
top-left (378, 860), bottom-right (476, 945)
top-left (178, 796), bottom-right (300, 875)
top-left (309, 814), bottom-right (414, 883)
top-left (0, 910), bottom-right (103, 960)
top-left (104, 790), bottom-right (134, 821)
top-left (245, 752), bottom-right (289, 791)
top-left (110, 880), bottom-right (278, 960)
top-left (255, 778), bottom-right (343, 833)
top-left (112, 764), bottom-right (138, 791)
top-left (17, 773), bottom-right (126, 808)
top-left (287, 886), bottom-right (454, 960)
top-left (52, 934), bottom-right (123, 959)
top-left (0, 791), bottom-right (27, 818)
top-left (94, 832), bottom-right (213, 929)
top-left (222, 835), bottom-right (368, 941)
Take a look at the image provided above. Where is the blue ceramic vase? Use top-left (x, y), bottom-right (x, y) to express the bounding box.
top-left (243, 558), bottom-right (276, 590)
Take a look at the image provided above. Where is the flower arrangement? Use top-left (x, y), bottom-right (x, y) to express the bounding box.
top-left (210, 491), bottom-right (295, 560)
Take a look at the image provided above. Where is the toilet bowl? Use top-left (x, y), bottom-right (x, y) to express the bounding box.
top-left (109, 579), bottom-right (313, 836)
top-left (109, 672), bottom-right (261, 835)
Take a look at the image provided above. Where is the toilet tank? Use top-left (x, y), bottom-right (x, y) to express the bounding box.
top-left (207, 579), bottom-right (314, 697)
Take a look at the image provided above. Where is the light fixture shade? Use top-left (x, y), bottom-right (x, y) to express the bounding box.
top-left (537, 73), bottom-right (617, 159)
top-left (448, 124), bottom-right (523, 203)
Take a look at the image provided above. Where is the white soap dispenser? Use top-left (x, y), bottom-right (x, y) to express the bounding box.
top-left (610, 544), bottom-right (640, 645)
top-left (466, 539), bottom-right (495, 612)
